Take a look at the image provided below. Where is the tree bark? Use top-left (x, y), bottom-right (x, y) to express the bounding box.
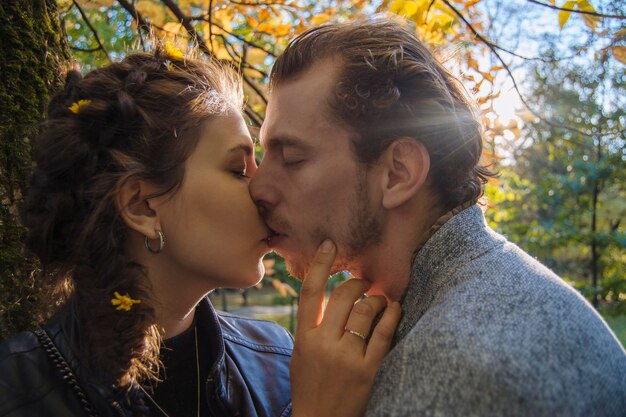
top-left (0, 0), bottom-right (69, 339)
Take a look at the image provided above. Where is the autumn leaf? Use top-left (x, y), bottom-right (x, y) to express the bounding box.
top-left (258, 8), bottom-right (271, 21)
top-left (257, 22), bottom-right (275, 34)
top-left (577, 0), bottom-right (600, 31)
top-left (311, 13), bottom-right (331, 26)
top-left (612, 45), bottom-right (626, 65)
top-left (558, 0), bottom-right (576, 29)
top-left (464, 0), bottom-right (482, 8)
top-left (468, 56), bottom-right (479, 71)
top-left (246, 48), bottom-right (267, 66)
top-left (614, 28), bottom-right (626, 40)
top-left (275, 24), bottom-right (291, 37)
top-left (246, 16), bottom-right (259, 28)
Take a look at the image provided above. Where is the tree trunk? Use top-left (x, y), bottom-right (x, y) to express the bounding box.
top-left (590, 139), bottom-right (602, 309)
top-left (0, 0), bottom-right (69, 339)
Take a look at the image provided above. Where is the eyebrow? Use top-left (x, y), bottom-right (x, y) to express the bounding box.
top-left (262, 135), bottom-right (311, 152)
top-left (228, 143), bottom-right (254, 156)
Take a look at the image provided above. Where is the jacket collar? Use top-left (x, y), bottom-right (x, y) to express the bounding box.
top-left (394, 204), bottom-right (504, 344)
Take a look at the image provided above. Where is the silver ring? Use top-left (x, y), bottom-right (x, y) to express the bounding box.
top-left (345, 328), bottom-right (367, 341)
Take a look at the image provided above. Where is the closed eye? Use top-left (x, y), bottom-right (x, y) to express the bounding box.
top-left (232, 170), bottom-right (249, 179)
top-left (283, 159), bottom-right (304, 167)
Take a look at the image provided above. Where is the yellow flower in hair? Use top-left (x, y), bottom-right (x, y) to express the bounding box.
top-left (68, 99), bottom-right (91, 114)
top-left (111, 291), bottom-right (141, 311)
top-left (165, 42), bottom-right (184, 60)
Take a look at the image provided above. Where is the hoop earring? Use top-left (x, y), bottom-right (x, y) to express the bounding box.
top-left (145, 230), bottom-right (165, 254)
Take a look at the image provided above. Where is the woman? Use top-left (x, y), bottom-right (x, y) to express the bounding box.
top-left (0, 43), bottom-right (399, 417)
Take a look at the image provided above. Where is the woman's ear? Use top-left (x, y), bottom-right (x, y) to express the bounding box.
top-left (379, 139), bottom-right (430, 210)
top-left (115, 176), bottom-right (161, 239)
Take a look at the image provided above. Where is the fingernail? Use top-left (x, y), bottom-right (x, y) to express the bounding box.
top-left (320, 240), bottom-right (334, 253)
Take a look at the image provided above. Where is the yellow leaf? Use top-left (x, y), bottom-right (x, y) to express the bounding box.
top-left (209, 39), bottom-right (232, 60)
top-left (468, 57), bottom-right (479, 71)
top-left (389, 0), bottom-right (406, 14)
top-left (213, 8), bottom-right (234, 33)
top-left (163, 22), bottom-right (184, 36)
top-left (246, 48), bottom-right (267, 66)
top-left (403, 0), bottom-right (419, 18)
top-left (275, 24), bottom-right (291, 37)
top-left (517, 109), bottom-right (538, 123)
top-left (259, 8), bottom-right (271, 21)
top-left (577, 0), bottom-right (600, 31)
top-left (614, 28), bottom-right (626, 40)
top-left (257, 23), bottom-right (275, 34)
top-left (612, 46), bottom-right (626, 64)
top-left (490, 65), bottom-right (504, 71)
top-left (136, 0), bottom-right (166, 27)
top-left (464, 0), bottom-right (482, 7)
top-left (311, 13), bottom-right (330, 26)
top-left (482, 72), bottom-right (494, 83)
top-left (246, 16), bottom-right (258, 28)
top-left (558, 1), bottom-right (576, 29)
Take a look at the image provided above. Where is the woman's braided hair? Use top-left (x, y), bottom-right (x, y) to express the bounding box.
top-left (22, 42), bottom-right (242, 386)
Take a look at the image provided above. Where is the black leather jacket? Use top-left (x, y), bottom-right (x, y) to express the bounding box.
top-left (0, 297), bottom-right (293, 417)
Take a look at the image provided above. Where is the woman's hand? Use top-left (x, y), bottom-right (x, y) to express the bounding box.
top-left (291, 240), bottom-right (401, 417)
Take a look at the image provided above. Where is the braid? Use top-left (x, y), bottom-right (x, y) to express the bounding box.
top-left (22, 45), bottom-right (243, 387)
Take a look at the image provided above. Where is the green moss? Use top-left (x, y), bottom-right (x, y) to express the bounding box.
top-left (0, 0), bottom-right (69, 339)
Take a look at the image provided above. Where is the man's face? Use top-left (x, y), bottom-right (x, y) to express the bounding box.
top-left (250, 60), bottom-right (383, 279)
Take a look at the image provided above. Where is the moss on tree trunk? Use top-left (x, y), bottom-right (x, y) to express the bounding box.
top-left (0, 0), bottom-right (69, 339)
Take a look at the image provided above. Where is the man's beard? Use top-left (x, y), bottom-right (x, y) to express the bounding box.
top-left (285, 172), bottom-right (383, 279)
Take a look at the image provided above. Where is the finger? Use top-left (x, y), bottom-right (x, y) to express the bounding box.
top-left (296, 240), bottom-right (336, 334)
top-left (342, 295), bottom-right (387, 346)
top-left (321, 278), bottom-right (371, 337)
top-left (365, 301), bottom-right (401, 365)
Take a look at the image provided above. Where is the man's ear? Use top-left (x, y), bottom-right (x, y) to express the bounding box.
top-left (115, 176), bottom-right (162, 240)
top-left (379, 138), bottom-right (430, 210)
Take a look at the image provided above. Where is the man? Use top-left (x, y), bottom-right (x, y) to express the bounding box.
top-left (250, 20), bottom-right (626, 416)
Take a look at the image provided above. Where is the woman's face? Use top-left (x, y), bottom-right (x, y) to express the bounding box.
top-left (154, 111), bottom-right (270, 290)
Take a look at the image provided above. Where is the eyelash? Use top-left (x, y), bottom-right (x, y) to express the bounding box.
top-left (232, 169), bottom-right (249, 180)
top-left (283, 159), bottom-right (304, 168)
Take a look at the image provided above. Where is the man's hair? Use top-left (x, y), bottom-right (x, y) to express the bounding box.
top-left (270, 19), bottom-right (495, 210)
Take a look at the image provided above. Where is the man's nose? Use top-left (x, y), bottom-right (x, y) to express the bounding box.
top-left (249, 160), bottom-right (278, 211)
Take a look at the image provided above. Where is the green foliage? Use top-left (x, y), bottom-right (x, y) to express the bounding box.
top-left (486, 55), bottom-right (626, 311)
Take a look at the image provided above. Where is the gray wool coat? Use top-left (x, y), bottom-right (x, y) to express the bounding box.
top-left (365, 205), bottom-right (626, 417)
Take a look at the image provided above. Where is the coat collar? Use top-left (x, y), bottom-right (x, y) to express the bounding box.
top-left (393, 204), bottom-right (504, 345)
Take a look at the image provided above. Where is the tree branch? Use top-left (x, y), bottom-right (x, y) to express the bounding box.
top-left (72, 0), bottom-right (111, 62)
top-left (440, 0), bottom-right (616, 138)
top-left (208, 0), bottom-right (214, 51)
top-left (228, 0), bottom-right (303, 10)
top-left (221, 36), bottom-right (269, 105)
top-left (206, 20), bottom-right (277, 58)
top-left (71, 46), bottom-right (103, 53)
top-left (116, 0), bottom-right (151, 34)
top-left (244, 107), bottom-right (263, 127)
top-left (160, 0), bottom-right (213, 57)
top-left (526, 0), bottom-right (625, 20)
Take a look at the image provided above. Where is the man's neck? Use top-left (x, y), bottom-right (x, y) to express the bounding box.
top-left (353, 198), bottom-right (445, 302)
